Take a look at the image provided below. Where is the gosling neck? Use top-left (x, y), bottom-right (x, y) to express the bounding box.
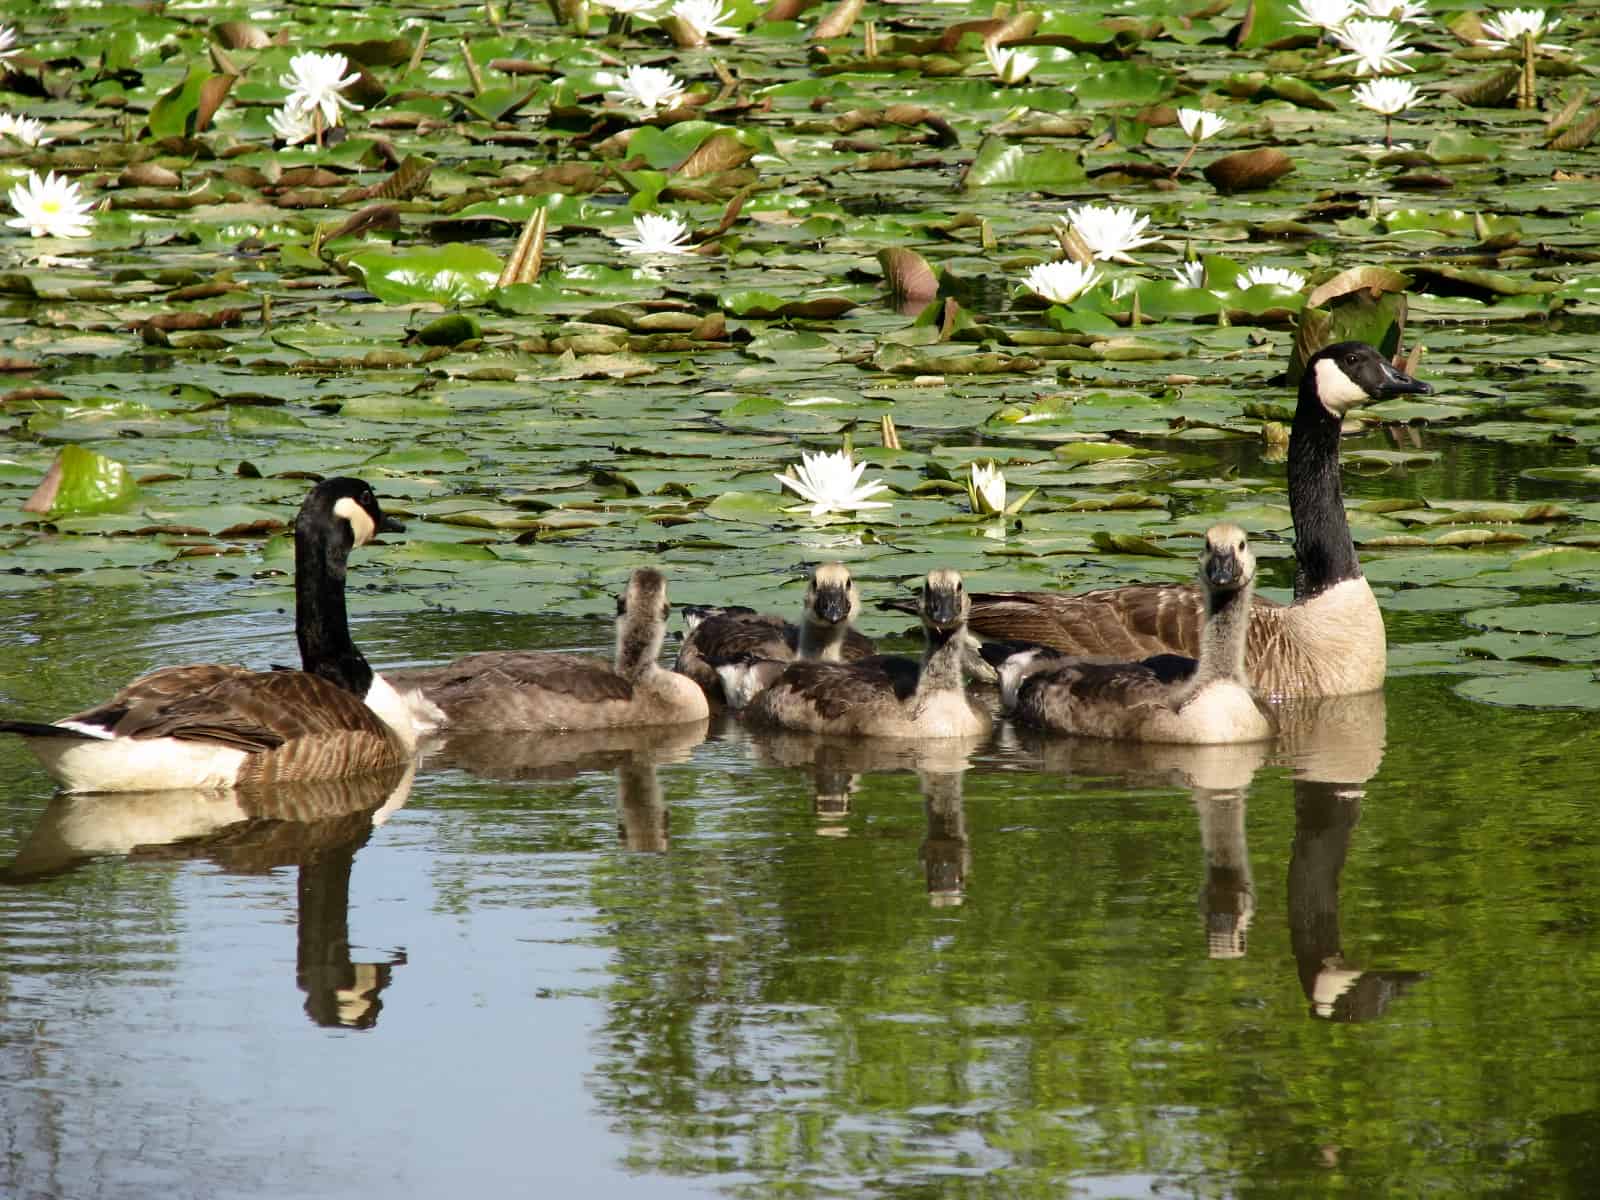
top-left (1193, 584), bottom-right (1253, 687)
top-left (295, 519), bottom-right (374, 698)
top-left (1289, 383), bottom-right (1362, 600)
top-left (797, 615), bottom-right (851, 662)
top-left (917, 624), bottom-right (968, 695)
top-left (615, 613), bottom-right (665, 682)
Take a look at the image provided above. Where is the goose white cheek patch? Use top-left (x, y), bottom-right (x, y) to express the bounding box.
top-left (1313, 358), bottom-right (1372, 415)
top-left (334, 496), bottom-right (377, 546)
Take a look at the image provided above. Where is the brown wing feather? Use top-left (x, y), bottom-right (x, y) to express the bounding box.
top-left (392, 652), bottom-right (633, 705)
top-left (967, 586), bottom-right (1286, 662)
top-left (1014, 661), bottom-right (1177, 739)
top-left (53, 666), bottom-right (405, 784)
top-left (746, 661), bottom-right (903, 725)
top-left (675, 611), bottom-right (874, 701)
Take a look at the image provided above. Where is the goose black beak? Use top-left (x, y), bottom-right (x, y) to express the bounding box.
top-left (379, 514), bottom-right (406, 534)
top-left (812, 585), bottom-right (852, 625)
top-left (1373, 357), bottom-right (1433, 397)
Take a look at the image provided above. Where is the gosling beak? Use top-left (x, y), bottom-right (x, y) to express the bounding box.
top-left (1374, 356), bottom-right (1433, 397)
top-left (923, 586), bottom-right (964, 631)
top-left (1205, 549), bottom-right (1241, 589)
top-left (812, 585), bottom-right (852, 625)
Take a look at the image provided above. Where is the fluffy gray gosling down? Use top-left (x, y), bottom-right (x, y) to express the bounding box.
top-left (998, 524), bottom-right (1275, 745)
top-left (391, 567), bottom-right (709, 734)
top-left (736, 568), bottom-right (993, 739)
top-left (675, 562), bottom-right (875, 707)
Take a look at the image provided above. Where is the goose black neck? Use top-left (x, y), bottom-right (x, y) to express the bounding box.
top-left (295, 519), bottom-right (374, 697)
top-left (1289, 386), bottom-right (1361, 599)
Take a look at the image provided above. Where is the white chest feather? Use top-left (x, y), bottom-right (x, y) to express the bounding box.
top-left (366, 673), bottom-right (422, 749)
top-left (1275, 578), bottom-right (1387, 697)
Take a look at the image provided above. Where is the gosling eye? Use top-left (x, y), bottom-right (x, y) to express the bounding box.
top-left (615, 595), bottom-right (626, 616)
top-left (1238, 539), bottom-right (1247, 552)
top-left (660, 601), bottom-right (671, 620)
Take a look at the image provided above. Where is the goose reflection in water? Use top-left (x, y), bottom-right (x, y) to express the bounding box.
top-left (1279, 690), bottom-right (1427, 1021)
top-left (419, 719), bottom-right (709, 855)
top-left (3, 764), bottom-right (416, 1030)
top-left (745, 731), bottom-right (985, 904)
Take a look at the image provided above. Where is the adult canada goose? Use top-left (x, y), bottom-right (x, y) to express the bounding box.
top-left (738, 569), bottom-right (992, 739)
top-left (674, 562), bottom-right (875, 706)
top-left (954, 342), bottom-right (1431, 698)
top-left (0, 477), bottom-right (415, 793)
top-left (996, 524), bottom-right (1274, 745)
top-left (389, 567), bottom-right (709, 733)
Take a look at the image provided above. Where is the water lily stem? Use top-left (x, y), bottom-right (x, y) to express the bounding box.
top-left (1171, 144), bottom-right (1197, 179)
top-left (1518, 31), bottom-right (1537, 111)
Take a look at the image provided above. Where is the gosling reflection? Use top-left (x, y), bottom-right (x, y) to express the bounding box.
top-left (1279, 691), bottom-right (1425, 1021)
top-left (3, 765), bottom-right (416, 1030)
top-left (422, 720), bottom-right (709, 854)
top-left (1011, 730), bottom-right (1270, 958)
top-left (747, 731), bottom-right (984, 903)
top-left (920, 771), bottom-right (968, 907)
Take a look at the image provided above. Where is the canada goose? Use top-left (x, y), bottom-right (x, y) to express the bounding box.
top-left (953, 342), bottom-right (1431, 698)
top-left (997, 524), bottom-right (1274, 744)
top-left (738, 569), bottom-right (993, 739)
top-left (0, 477), bottom-right (415, 793)
top-left (389, 567), bottom-right (709, 733)
top-left (674, 562), bottom-right (875, 706)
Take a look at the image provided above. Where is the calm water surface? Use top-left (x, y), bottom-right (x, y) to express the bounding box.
top-left (2, 572), bottom-right (1598, 1199)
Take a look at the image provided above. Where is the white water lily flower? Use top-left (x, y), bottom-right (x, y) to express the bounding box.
top-left (1355, 0), bottom-right (1430, 25)
top-left (1022, 260), bottom-right (1100, 305)
top-left (0, 25), bottom-right (18, 62)
top-left (968, 462), bottom-right (1006, 515)
top-left (1061, 204), bottom-right (1162, 264)
top-left (608, 64), bottom-right (686, 112)
top-left (279, 51), bottom-right (361, 128)
top-left (1289, 0), bottom-right (1355, 34)
top-left (1177, 108), bottom-right (1228, 142)
top-left (775, 448), bottom-right (892, 517)
top-left (985, 41), bottom-right (1039, 85)
top-left (1240, 265), bottom-right (1307, 291)
top-left (0, 113), bottom-right (51, 147)
top-left (613, 211), bottom-right (694, 256)
top-left (1352, 76), bottom-right (1420, 114)
top-left (1477, 8), bottom-right (1562, 52)
top-left (1329, 19), bottom-right (1417, 75)
top-left (670, 0), bottom-right (740, 39)
top-left (1172, 261), bottom-right (1205, 289)
top-left (267, 104), bottom-right (319, 145)
top-left (5, 170), bottom-right (93, 239)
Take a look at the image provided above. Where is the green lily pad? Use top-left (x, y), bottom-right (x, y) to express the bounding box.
top-left (345, 245), bottom-right (505, 306)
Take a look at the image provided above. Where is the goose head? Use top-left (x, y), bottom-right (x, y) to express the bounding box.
top-left (1199, 523), bottom-right (1256, 596)
top-left (300, 476), bottom-right (405, 552)
top-left (1304, 341), bottom-right (1432, 419)
top-left (804, 562), bottom-right (860, 629)
top-left (920, 569), bottom-right (970, 637)
top-left (617, 567), bottom-right (672, 669)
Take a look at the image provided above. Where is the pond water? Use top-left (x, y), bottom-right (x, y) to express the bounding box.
top-left (2, 549), bottom-right (1597, 1198)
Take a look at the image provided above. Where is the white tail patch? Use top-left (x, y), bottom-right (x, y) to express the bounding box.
top-left (55, 720), bottom-right (115, 740)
